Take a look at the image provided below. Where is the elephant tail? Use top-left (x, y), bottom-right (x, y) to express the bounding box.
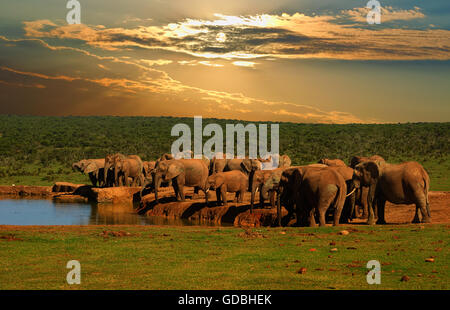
top-left (423, 175), bottom-right (431, 218)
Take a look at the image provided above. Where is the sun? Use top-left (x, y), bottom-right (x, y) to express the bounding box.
top-left (216, 32), bottom-right (227, 43)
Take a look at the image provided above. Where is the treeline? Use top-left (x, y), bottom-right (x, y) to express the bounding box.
top-left (0, 115), bottom-right (448, 188)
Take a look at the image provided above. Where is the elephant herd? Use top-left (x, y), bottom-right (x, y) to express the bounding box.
top-left (73, 153), bottom-right (431, 227)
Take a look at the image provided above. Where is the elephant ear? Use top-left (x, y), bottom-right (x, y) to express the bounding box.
top-left (84, 162), bottom-right (97, 174)
top-left (364, 161), bottom-right (380, 182)
top-left (241, 159), bottom-right (252, 173)
top-left (165, 163), bottom-right (184, 180)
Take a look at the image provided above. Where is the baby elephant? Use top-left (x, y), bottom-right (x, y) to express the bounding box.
top-left (207, 171), bottom-right (248, 206)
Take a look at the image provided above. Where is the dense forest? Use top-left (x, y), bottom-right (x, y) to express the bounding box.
top-left (0, 115), bottom-right (448, 190)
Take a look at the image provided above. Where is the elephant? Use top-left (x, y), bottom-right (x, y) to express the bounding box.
top-left (261, 164), bottom-right (329, 226)
top-left (72, 159), bottom-right (107, 187)
top-left (153, 159), bottom-right (209, 204)
top-left (349, 155), bottom-right (385, 218)
top-left (207, 171), bottom-right (248, 206)
top-left (318, 164), bottom-right (357, 223)
top-left (318, 158), bottom-right (346, 167)
top-left (350, 155), bottom-right (385, 169)
top-left (113, 154), bottom-right (145, 187)
top-left (293, 166), bottom-right (347, 227)
top-left (104, 154), bottom-right (123, 187)
top-left (353, 161), bottom-right (431, 225)
top-left (278, 155), bottom-right (292, 168)
top-left (210, 157), bottom-right (262, 176)
top-left (249, 169), bottom-right (276, 213)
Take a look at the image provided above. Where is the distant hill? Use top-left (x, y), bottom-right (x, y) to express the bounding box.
top-left (0, 115), bottom-right (448, 190)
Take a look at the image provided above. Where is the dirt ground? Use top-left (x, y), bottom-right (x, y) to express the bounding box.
top-left (140, 190), bottom-right (450, 227)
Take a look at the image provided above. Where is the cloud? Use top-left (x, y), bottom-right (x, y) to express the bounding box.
top-left (22, 10), bottom-right (450, 61)
top-left (341, 6), bottom-right (426, 23)
top-left (0, 36), bottom-right (371, 123)
top-left (232, 61), bottom-right (257, 67)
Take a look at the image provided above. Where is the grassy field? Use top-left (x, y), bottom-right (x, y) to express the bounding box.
top-left (0, 224), bottom-right (448, 290)
top-left (0, 116), bottom-right (448, 190)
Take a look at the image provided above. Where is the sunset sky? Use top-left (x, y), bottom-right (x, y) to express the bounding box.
top-left (0, 0), bottom-right (449, 123)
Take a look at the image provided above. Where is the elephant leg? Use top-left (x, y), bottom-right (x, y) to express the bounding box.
top-left (250, 189), bottom-right (255, 214)
top-left (270, 191), bottom-right (275, 209)
top-left (366, 186), bottom-right (377, 225)
top-left (376, 198), bottom-right (387, 224)
top-left (259, 187), bottom-right (265, 208)
top-left (216, 189), bottom-right (221, 206)
top-left (221, 186), bottom-right (228, 206)
top-left (318, 208), bottom-right (327, 227)
top-left (237, 190), bottom-right (243, 203)
top-left (172, 180), bottom-right (180, 201)
top-left (308, 208), bottom-right (317, 227)
top-left (333, 202), bottom-right (344, 227)
top-left (88, 172), bottom-right (97, 187)
top-left (361, 187), bottom-right (369, 219)
top-left (203, 188), bottom-right (209, 206)
top-left (414, 192), bottom-right (431, 223)
top-left (178, 181), bottom-right (185, 202)
top-left (412, 206), bottom-right (421, 224)
top-left (276, 192), bottom-right (281, 227)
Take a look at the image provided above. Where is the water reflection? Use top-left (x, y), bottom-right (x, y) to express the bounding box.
top-left (0, 198), bottom-right (223, 226)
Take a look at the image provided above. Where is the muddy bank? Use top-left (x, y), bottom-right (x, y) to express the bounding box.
top-left (0, 185), bottom-right (53, 198)
top-left (140, 190), bottom-right (450, 227)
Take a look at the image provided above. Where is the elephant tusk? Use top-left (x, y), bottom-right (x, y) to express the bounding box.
top-left (346, 188), bottom-right (356, 198)
top-left (255, 187), bottom-right (259, 194)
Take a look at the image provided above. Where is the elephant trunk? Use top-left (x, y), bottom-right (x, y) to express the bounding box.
top-left (261, 184), bottom-right (270, 201)
top-left (154, 173), bottom-right (162, 202)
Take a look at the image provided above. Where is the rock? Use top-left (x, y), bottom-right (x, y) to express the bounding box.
top-left (401, 275), bottom-right (410, 282)
top-left (0, 185), bottom-right (53, 197)
top-left (330, 248), bottom-right (338, 252)
top-left (339, 230), bottom-right (350, 235)
top-left (52, 182), bottom-right (85, 193)
top-left (425, 258), bottom-right (435, 263)
top-left (297, 267), bottom-right (307, 274)
top-left (91, 187), bottom-right (141, 204)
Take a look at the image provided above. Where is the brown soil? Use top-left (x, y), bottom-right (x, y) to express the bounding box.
top-left (0, 185), bottom-right (53, 197)
top-left (140, 189), bottom-right (450, 227)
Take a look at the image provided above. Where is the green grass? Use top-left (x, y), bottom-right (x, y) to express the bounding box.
top-left (0, 116), bottom-right (448, 190)
top-left (0, 224), bottom-right (448, 290)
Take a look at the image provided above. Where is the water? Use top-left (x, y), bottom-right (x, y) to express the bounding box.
top-left (0, 198), bottom-right (213, 226)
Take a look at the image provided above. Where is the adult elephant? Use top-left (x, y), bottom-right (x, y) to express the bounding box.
top-left (352, 161), bottom-right (431, 225)
top-left (261, 164), bottom-right (327, 226)
top-left (72, 159), bottom-right (106, 187)
top-left (153, 159), bottom-right (209, 204)
top-left (113, 154), bottom-right (145, 187)
top-left (349, 155), bottom-right (385, 218)
top-left (318, 158), bottom-right (346, 167)
top-left (104, 154), bottom-right (121, 187)
top-left (293, 166), bottom-right (347, 227)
